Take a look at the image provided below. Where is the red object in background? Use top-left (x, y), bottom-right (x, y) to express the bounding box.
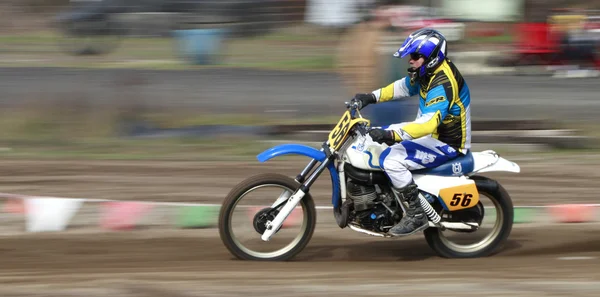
top-left (514, 22), bottom-right (558, 54)
top-left (548, 204), bottom-right (595, 223)
top-left (2, 198), bottom-right (25, 214)
top-left (100, 201), bottom-right (153, 230)
top-left (512, 21), bottom-right (600, 68)
top-left (511, 22), bottom-right (569, 67)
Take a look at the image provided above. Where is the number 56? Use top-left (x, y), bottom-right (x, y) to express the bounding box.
top-left (450, 193), bottom-right (472, 207)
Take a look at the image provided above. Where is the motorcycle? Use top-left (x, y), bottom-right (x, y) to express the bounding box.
top-left (218, 101), bottom-right (520, 261)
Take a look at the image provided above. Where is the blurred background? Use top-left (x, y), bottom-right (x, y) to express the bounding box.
top-left (3, 1), bottom-right (600, 296)
top-left (0, 0), bottom-right (600, 158)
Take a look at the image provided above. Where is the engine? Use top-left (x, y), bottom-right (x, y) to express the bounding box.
top-left (346, 180), bottom-right (397, 233)
top-left (347, 181), bottom-right (377, 211)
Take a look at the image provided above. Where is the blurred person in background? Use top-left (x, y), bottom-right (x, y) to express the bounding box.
top-left (558, 12), bottom-right (598, 73)
top-left (350, 28), bottom-right (471, 236)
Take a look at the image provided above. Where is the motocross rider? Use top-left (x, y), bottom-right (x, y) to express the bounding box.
top-left (350, 28), bottom-right (471, 236)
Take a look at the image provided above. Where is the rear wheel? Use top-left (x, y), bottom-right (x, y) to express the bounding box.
top-left (424, 175), bottom-right (514, 258)
top-left (218, 173), bottom-right (317, 261)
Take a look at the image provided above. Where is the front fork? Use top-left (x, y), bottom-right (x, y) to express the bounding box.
top-left (268, 157), bottom-right (318, 209)
top-left (261, 146), bottom-right (333, 241)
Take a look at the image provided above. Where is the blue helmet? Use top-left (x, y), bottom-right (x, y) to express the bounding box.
top-left (394, 28), bottom-right (447, 79)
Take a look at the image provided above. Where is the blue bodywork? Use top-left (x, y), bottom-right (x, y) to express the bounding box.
top-left (412, 151), bottom-right (475, 176)
top-left (257, 144), bottom-right (341, 208)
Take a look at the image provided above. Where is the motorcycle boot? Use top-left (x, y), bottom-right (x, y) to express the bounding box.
top-left (389, 182), bottom-right (429, 236)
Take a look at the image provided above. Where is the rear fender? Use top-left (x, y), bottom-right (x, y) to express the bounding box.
top-left (257, 144), bottom-right (341, 208)
top-left (470, 150), bottom-right (520, 174)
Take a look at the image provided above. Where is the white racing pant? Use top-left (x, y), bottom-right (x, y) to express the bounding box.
top-left (379, 134), bottom-right (460, 189)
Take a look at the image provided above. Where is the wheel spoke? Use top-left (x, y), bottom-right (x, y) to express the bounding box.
top-left (437, 191), bottom-right (505, 253)
top-left (218, 174), bottom-right (316, 261)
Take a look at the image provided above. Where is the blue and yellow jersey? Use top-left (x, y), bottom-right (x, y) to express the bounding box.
top-left (371, 59), bottom-right (471, 154)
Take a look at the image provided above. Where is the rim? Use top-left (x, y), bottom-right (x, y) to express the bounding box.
top-left (227, 183), bottom-right (309, 259)
top-left (437, 191), bottom-right (505, 253)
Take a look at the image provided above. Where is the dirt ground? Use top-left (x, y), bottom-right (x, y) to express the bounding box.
top-left (1, 224), bottom-right (600, 296)
top-left (0, 152), bottom-right (599, 206)
top-left (1, 154), bottom-right (600, 296)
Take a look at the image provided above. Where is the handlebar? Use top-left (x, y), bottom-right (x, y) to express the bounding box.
top-left (344, 101), bottom-right (369, 136)
top-left (344, 101), bottom-right (363, 118)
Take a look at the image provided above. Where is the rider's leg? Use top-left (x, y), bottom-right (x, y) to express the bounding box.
top-left (379, 136), bottom-right (459, 236)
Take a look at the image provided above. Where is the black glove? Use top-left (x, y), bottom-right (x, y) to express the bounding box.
top-left (351, 93), bottom-right (376, 110)
top-left (369, 128), bottom-right (397, 146)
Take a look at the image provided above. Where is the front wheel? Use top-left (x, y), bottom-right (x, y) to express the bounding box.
top-left (424, 175), bottom-right (514, 258)
top-left (218, 173), bottom-right (317, 261)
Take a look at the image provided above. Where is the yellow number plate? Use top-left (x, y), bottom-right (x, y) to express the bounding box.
top-left (327, 111), bottom-right (370, 151)
top-left (438, 182), bottom-right (480, 211)
top-left (328, 111), bottom-right (351, 150)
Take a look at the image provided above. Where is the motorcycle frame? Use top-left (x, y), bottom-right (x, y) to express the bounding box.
top-left (258, 105), bottom-right (365, 241)
top-left (257, 102), bottom-right (522, 241)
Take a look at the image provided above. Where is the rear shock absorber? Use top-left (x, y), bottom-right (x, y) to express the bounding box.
top-left (419, 193), bottom-right (441, 224)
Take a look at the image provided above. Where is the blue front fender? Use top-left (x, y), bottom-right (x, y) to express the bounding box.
top-left (257, 144), bottom-right (341, 208)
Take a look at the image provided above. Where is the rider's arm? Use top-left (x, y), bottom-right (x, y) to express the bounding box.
top-left (389, 84), bottom-right (449, 141)
top-left (371, 76), bottom-right (418, 103)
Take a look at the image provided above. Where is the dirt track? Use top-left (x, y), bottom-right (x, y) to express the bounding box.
top-left (1, 156), bottom-right (600, 295)
top-left (1, 223), bottom-right (600, 296)
top-left (0, 152), bottom-right (599, 205)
